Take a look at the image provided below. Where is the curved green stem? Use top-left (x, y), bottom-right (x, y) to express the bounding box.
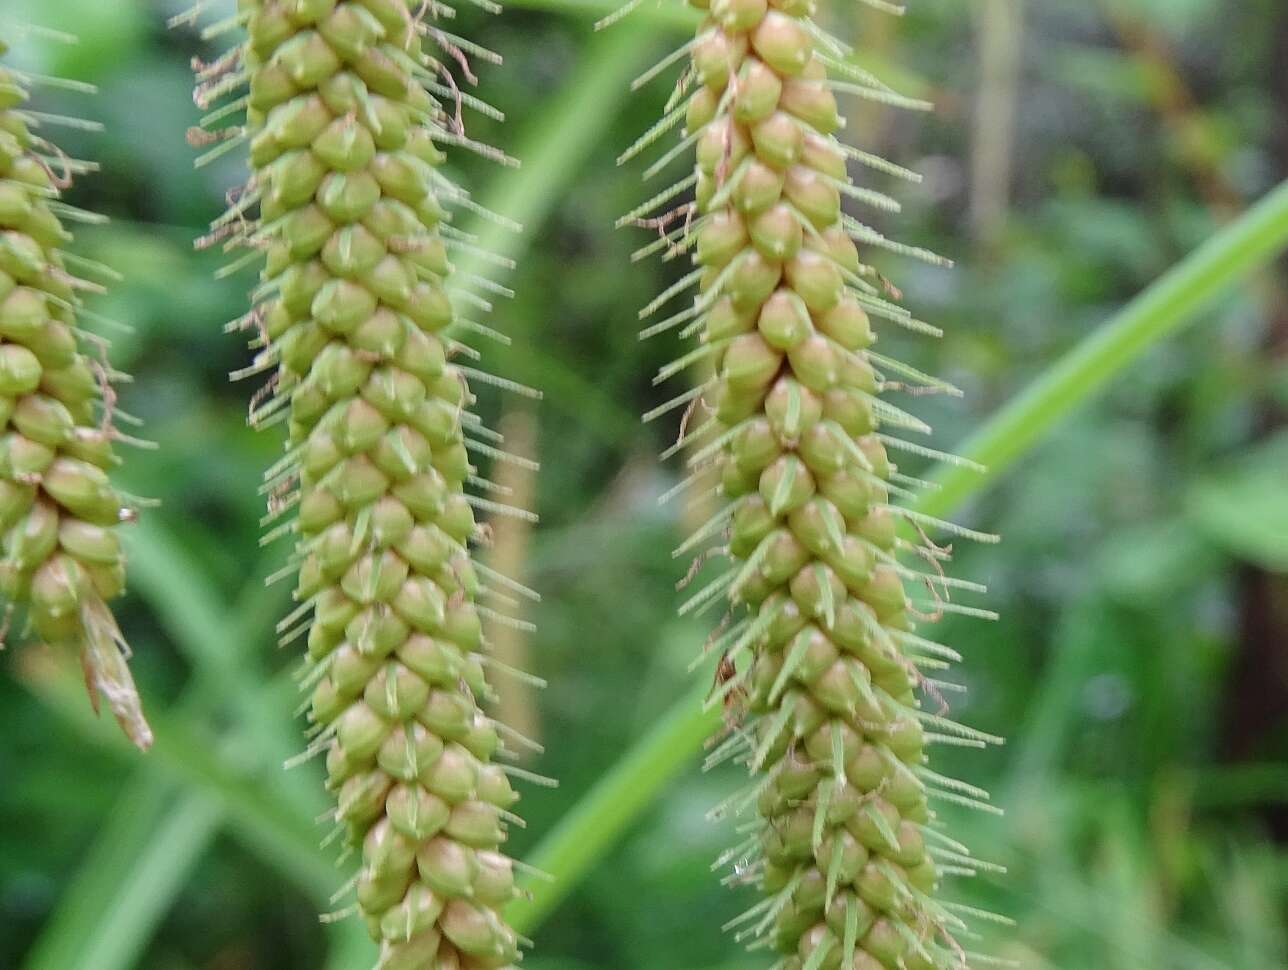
top-left (920, 177), bottom-right (1288, 519)
top-left (509, 677), bottom-right (718, 932)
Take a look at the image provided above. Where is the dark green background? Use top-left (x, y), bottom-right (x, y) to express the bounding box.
top-left (1, 0), bottom-right (1285, 968)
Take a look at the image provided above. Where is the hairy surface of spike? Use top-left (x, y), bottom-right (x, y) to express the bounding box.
top-left (0, 36), bottom-right (151, 749)
top-left (632, 2), bottom-right (996, 967)
top-left (196, 4), bottom-right (524, 967)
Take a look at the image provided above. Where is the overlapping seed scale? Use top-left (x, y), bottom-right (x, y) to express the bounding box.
top-left (238, 4), bottom-right (519, 967)
top-left (0, 45), bottom-right (148, 747)
top-left (685, 1), bottom-right (956, 967)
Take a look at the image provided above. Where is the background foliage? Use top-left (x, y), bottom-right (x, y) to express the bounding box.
top-left (1, 0), bottom-right (1286, 968)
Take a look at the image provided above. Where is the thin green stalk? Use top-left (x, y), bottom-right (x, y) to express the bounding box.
top-left (20, 778), bottom-right (178, 970)
top-left (508, 676), bottom-right (716, 932)
top-left (513, 176), bottom-right (1288, 927)
top-left (919, 177), bottom-right (1288, 520)
top-left (22, 543), bottom-right (312, 970)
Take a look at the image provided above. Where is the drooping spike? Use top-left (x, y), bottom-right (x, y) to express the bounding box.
top-left (617, 0), bottom-right (1004, 963)
top-left (0, 30), bottom-right (151, 750)
top-left (178, 2), bottom-right (544, 966)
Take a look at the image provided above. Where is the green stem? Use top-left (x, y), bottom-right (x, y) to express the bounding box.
top-left (508, 677), bottom-right (719, 932)
top-left (513, 176), bottom-right (1288, 927)
top-left (919, 177), bottom-right (1288, 519)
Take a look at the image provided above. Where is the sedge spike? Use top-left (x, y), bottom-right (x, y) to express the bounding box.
top-left (622, 0), bottom-right (1001, 967)
top-left (186, 3), bottom-right (531, 967)
top-left (0, 35), bottom-right (151, 750)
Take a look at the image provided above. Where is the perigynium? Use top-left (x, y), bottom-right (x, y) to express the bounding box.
top-left (616, 0), bottom-right (1009, 966)
top-left (0, 31), bottom-right (151, 750)
top-left (179, 2), bottom-right (542, 967)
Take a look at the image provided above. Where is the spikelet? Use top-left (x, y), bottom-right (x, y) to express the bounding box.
top-left (179, 2), bottom-right (536, 967)
top-left (620, 1), bottom-right (1008, 967)
top-left (0, 32), bottom-right (151, 750)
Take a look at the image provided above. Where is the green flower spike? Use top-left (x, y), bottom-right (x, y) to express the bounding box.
top-left (0, 32), bottom-right (151, 750)
top-left (178, 2), bottom-right (543, 967)
top-left (617, 1), bottom-right (1010, 967)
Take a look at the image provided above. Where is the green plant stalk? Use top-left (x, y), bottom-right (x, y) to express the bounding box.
top-left (508, 675), bottom-right (715, 932)
top-left (0, 35), bottom-right (150, 748)
top-left (190, 2), bottom-right (535, 967)
top-left (919, 176), bottom-right (1288, 520)
top-left (623, 1), bottom-right (999, 966)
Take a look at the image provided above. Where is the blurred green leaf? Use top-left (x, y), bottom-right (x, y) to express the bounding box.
top-left (1188, 431), bottom-right (1288, 570)
top-left (21, 540), bottom-right (304, 970)
top-left (452, 23), bottom-right (666, 444)
top-left (26, 662), bottom-right (338, 902)
top-left (7, 0), bottom-right (145, 79)
top-left (504, 0), bottom-right (696, 27)
top-left (20, 780), bottom-right (180, 970)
